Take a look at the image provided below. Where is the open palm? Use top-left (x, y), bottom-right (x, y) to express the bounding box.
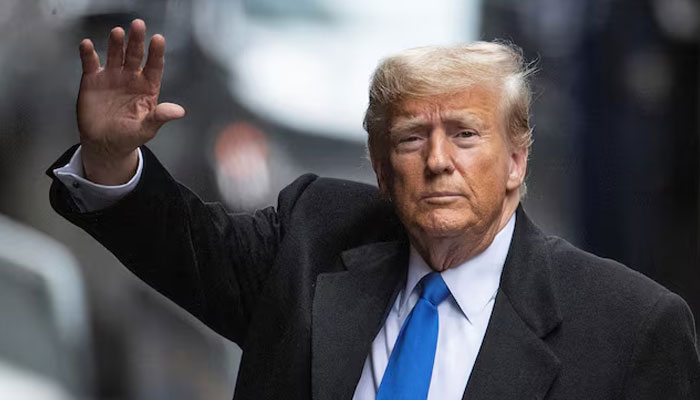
top-left (77, 19), bottom-right (185, 164)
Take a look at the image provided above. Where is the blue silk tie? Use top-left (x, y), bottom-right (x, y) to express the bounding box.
top-left (376, 272), bottom-right (450, 400)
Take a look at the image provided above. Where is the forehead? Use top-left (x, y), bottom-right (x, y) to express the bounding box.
top-left (392, 85), bottom-right (503, 126)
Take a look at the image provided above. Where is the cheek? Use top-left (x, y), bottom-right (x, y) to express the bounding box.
top-left (457, 150), bottom-right (509, 195)
top-left (388, 156), bottom-right (426, 215)
top-left (389, 156), bottom-right (423, 191)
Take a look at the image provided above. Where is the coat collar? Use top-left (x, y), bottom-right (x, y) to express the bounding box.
top-left (500, 205), bottom-right (562, 338)
top-left (463, 205), bottom-right (562, 399)
top-left (311, 205), bottom-right (562, 400)
top-left (312, 240), bottom-right (407, 400)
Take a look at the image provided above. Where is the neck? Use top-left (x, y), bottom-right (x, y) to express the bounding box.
top-left (410, 196), bottom-right (519, 272)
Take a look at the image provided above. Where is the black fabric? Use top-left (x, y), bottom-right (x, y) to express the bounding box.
top-left (47, 145), bottom-right (700, 399)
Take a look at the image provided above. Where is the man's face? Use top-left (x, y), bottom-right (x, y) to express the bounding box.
top-left (380, 85), bottom-right (526, 242)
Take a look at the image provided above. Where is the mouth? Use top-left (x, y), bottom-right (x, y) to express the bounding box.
top-left (421, 192), bottom-right (463, 204)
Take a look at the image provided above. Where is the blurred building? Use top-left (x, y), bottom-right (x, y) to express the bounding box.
top-left (482, 0), bottom-right (700, 329)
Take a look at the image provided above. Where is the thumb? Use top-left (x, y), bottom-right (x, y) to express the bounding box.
top-left (144, 102), bottom-right (186, 131)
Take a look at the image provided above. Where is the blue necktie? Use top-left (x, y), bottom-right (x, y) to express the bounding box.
top-left (376, 272), bottom-right (450, 400)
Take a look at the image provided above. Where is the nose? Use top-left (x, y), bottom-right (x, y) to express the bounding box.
top-left (426, 131), bottom-right (455, 175)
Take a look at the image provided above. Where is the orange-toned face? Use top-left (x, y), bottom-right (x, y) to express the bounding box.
top-left (379, 85), bottom-right (527, 243)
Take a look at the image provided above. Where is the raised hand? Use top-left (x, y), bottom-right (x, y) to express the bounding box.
top-left (77, 19), bottom-right (185, 185)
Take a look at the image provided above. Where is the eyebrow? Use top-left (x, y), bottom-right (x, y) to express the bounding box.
top-left (390, 110), bottom-right (487, 134)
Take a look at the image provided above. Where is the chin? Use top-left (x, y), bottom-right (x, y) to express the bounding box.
top-left (414, 211), bottom-right (470, 238)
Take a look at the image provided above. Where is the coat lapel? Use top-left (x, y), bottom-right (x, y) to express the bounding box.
top-left (463, 206), bottom-right (563, 399)
top-left (312, 240), bottom-right (407, 400)
top-left (311, 206), bottom-right (562, 400)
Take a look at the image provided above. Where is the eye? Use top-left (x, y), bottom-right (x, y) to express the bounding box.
top-left (395, 134), bottom-right (424, 152)
top-left (456, 130), bottom-right (477, 138)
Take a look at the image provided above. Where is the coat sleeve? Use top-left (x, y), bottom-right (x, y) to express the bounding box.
top-left (622, 291), bottom-right (700, 399)
top-left (46, 144), bottom-right (317, 346)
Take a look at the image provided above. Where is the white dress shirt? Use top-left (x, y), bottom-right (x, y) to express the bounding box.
top-left (352, 214), bottom-right (515, 400)
top-left (54, 147), bottom-right (516, 399)
top-left (52, 146), bottom-right (143, 212)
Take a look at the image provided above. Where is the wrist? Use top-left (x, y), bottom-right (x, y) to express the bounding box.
top-left (81, 147), bottom-right (139, 185)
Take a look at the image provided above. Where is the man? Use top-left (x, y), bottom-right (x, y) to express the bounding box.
top-left (48, 19), bottom-right (699, 399)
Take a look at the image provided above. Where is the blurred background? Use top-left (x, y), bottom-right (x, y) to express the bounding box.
top-left (0, 0), bottom-right (698, 398)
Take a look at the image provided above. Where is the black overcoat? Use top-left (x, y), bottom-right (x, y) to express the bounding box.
top-left (48, 145), bottom-right (700, 399)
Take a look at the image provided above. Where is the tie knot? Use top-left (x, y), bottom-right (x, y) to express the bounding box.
top-left (419, 273), bottom-right (450, 306)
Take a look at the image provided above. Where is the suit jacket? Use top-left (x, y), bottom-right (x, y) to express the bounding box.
top-left (48, 145), bottom-right (700, 399)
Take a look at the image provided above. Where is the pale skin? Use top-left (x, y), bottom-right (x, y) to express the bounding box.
top-left (77, 19), bottom-right (185, 185)
top-left (373, 87), bottom-right (528, 272)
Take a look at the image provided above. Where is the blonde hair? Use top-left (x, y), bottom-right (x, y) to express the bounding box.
top-left (364, 41), bottom-right (536, 165)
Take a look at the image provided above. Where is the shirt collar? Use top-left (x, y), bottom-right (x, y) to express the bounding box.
top-left (401, 212), bottom-right (516, 322)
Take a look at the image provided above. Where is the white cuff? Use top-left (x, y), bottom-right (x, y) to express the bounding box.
top-left (53, 146), bottom-right (143, 212)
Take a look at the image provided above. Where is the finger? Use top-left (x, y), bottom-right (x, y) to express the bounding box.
top-left (79, 39), bottom-right (100, 74)
top-left (105, 27), bottom-right (125, 69)
top-left (144, 102), bottom-right (186, 131)
top-left (152, 102), bottom-right (186, 122)
top-left (124, 19), bottom-right (146, 71)
top-left (143, 34), bottom-right (165, 84)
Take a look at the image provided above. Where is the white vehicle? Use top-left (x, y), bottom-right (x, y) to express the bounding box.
top-left (0, 215), bottom-right (93, 400)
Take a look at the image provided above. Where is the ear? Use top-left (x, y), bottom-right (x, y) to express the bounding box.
top-left (371, 156), bottom-right (392, 202)
top-left (506, 145), bottom-right (528, 192)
